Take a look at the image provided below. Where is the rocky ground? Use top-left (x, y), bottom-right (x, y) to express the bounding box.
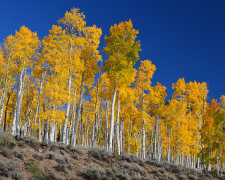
top-left (0, 132), bottom-right (224, 180)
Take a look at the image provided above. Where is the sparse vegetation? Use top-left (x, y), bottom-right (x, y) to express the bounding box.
top-left (0, 132), bottom-right (224, 179)
top-left (14, 151), bottom-right (25, 160)
top-left (26, 159), bottom-right (46, 179)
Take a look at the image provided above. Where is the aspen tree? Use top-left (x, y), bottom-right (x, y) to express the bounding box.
top-left (103, 20), bottom-right (141, 152)
top-left (0, 48), bottom-right (6, 126)
top-left (135, 60), bottom-right (156, 159)
top-left (9, 26), bottom-right (40, 136)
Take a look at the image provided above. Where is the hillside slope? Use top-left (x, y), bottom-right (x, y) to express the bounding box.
top-left (0, 132), bottom-right (223, 180)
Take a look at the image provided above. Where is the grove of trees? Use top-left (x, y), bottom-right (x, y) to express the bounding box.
top-left (0, 8), bottom-right (225, 174)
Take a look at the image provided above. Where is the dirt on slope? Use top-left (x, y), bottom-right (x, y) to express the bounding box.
top-left (0, 132), bottom-right (223, 180)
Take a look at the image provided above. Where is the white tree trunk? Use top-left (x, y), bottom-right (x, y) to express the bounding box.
top-left (93, 78), bottom-right (99, 147)
top-left (72, 74), bottom-right (84, 146)
top-left (70, 88), bottom-right (77, 143)
top-left (142, 90), bottom-right (146, 159)
top-left (43, 118), bottom-right (49, 144)
top-left (153, 116), bottom-right (158, 159)
top-left (105, 100), bottom-right (109, 151)
top-left (109, 84), bottom-right (117, 152)
top-left (38, 118), bottom-right (42, 142)
top-left (120, 121), bottom-right (124, 153)
top-left (116, 94), bottom-right (120, 155)
top-left (63, 73), bottom-right (72, 143)
top-left (12, 67), bottom-right (25, 136)
top-left (33, 78), bottom-right (43, 136)
top-left (0, 60), bottom-right (9, 126)
top-left (142, 119), bottom-right (146, 159)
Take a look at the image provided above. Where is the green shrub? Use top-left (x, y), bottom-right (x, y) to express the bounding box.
top-left (81, 167), bottom-right (107, 180)
top-left (0, 161), bottom-right (10, 177)
top-left (14, 151), bottom-right (25, 160)
top-left (72, 152), bottom-right (79, 160)
top-left (26, 159), bottom-right (45, 179)
top-left (119, 161), bottom-right (146, 175)
top-left (131, 175), bottom-right (153, 180)
top-left (69, 145), bottom-right (85, 155)
top-left (17, 141), bottom-right (26, 147)
top-left (0, 133), bottom-right (17, 148)
top-left (146, 159), bottom-right (163, 168)
top-left (0, 148), bottom-right (13, 158)
top-left (6, 161), bottom-right (18, 171)
top-left (43, 151), bottom-right (55, 160)
top-left (11, 170), bottom-right (24, 180)
top-left (188, 174), bottom-right (198, 180)
top-left (23, 137), bottom-right (39, 148)
top-left (33, 153), bottom-right (44, 161)
top-left (88, 148), bottom-right (112, 163)
top-left (178, 174), bottom-right (188, 180)
top-left (0, 160), bottom-right (19, 178)
top-left (55, 157), bottom-right (72, 173)
top-left (56, 142), bottom-right (66, 150)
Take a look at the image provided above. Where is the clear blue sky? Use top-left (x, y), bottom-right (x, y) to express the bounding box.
top-left (0, 0), bottom-right (224, 101)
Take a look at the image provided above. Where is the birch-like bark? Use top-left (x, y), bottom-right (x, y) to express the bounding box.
top-left (142, 90), bottom-right (146, 159)
top-left (43, 118), bottom-right (49, 144)
top-left (105, 100), bottom-right (109, 151)
top-left (70, 88), bottom-right (77, 143)
top-left (93, 77), bottom-right (99, 147)
top-left (120, 120), bottom-right (124, 153)
top-left (116, 93), bottom-right (120, 155)
top-left (38, 118), bottom-right (42, 142)
top-left (3, 93), bottom-right (11, 132)
top-left (142, 118), bottom-right (146, 159)
top-left (167, 131), bottom-right (171, 162)
top-left (49, 124), bottom-right (55, 143)
top-left (33, 78), bottom-right (43, 136)
top-left (12, 66), bottom-right (25, 136)
top-left (109, 84), bottom-right (117, 152)
top-left (153, 116), bottom-right (159, 159)
top-left (86, 122), bottom-right (90, 147)
top-left (72, 73), bottom-right (84, 146)
top-left (63, 73), bottom-right (72, 143)
top-left (0, 60), bottom-right (10, 125)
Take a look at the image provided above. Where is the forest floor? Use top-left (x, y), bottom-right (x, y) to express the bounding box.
top-left (0, 132), bottom-right (224, 180)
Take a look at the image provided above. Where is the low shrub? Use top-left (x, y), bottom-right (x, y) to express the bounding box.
top-left (0, 133), bottom-right (17, 148)
top-left (105, 167), bottom-right (116, 178)
top-left (72, 152), bottom-right (79, 160)
top-left (0, 148), bottom-right (13, 158)
top-left (0, 161), bottom-right (10, 177)
top-left (43, 151), bottom-right (55, 160)
top-left (131, 175), bottom-right (153, 180)
top-left (178, 174), bottom-right (188, 180)
top-left (17, 141), bottom-right (26, 147)
top-left (23, 136), bottom-right (39, 148)
top-left (116, 172), bottom-right (130, 180)
top-left (26, 159), bottom-right (46, 179)
top-left (81, 167), bottom-right (107, 180)
top-left (119, 161), bottom-right (146, 176)
top-left (6, 161), bottom-right (19, 171)
top-left (14, 151), bottom-right (25, 160)
top-left (88, 148), bottom-right (112, 163)
top-left (56, 142), bottom-right (66, 150)
top-left (33, 153), bottom-right (44, 161)
top-left (166, 164), bottom-right (183, 174)
top-left (160, 173), bottom-right (176, 180)
top-left (146, 159), bottom-right (163, 168)
top-left (119, 153), bottom-right (141, 163)
top-left (55, 157), bottom-right (72, 173)
top-left (188, 174), bottom-right (198, 180)
top-left (69, 145), bottom-right (85, 155)
top-left (11, 170), bottom-right (24, 180)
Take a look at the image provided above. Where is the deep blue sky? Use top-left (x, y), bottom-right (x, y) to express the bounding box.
top-left (0, 0), bottom-right (224, 101)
